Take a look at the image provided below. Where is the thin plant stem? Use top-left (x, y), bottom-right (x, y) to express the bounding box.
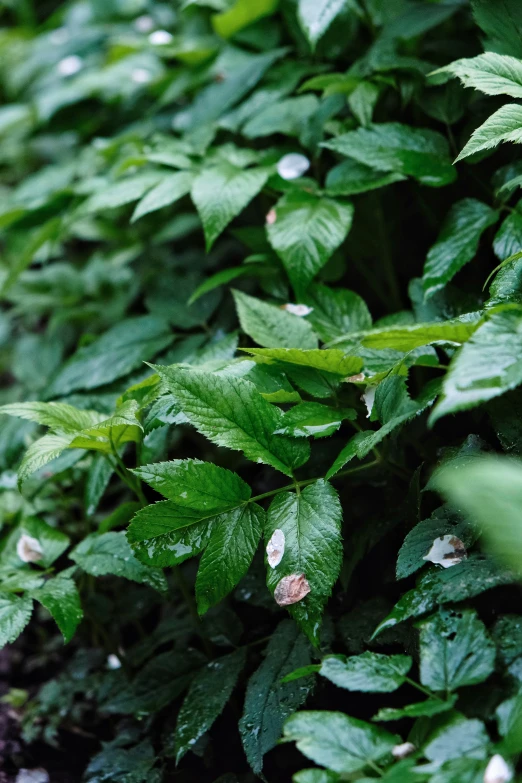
top-left (403, 675), bottom-right (445, 703)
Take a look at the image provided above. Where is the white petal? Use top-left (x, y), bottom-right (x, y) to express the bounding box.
top-left (15, 770), bottom-right (49, 783)
top-left (134, 15), bottom-right (155, 33)
top-left (392, 742), bottom-right (415, 759)
top-left (282, 303), bottom-right (313, 317)
top-left (266, 529), bottom-right (285, 568)
top-left (132, 68), bottom-right (152, 84)
top-left (423, 534), bottom-right (467, 568)
top-left (274, 573), bottom-right (310, 606)
top-left (107, 654), bottom-right (122, 670)
top-left (57, 55), bottom-right (83, 76)
top-left (484, 754), bottom-right (512, 783)
top-left (362, 386), bottom-right (376, 418)
top-left (16, 534), bottom-right (43, 564)
top-left (266, 208), bottom-right (277, 225)
top-left (149, 30), bottom-right (173, 45)
top-left (276, 153), bottom-right (310, 181)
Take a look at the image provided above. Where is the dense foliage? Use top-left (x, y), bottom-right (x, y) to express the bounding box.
top-left (2, 0), bottom-right (522, 780)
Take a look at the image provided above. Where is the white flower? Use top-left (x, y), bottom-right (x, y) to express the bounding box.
top-left (423, 534), bottom-right (467, 569)
top-left (282, 303), bottom-right (313, 317)
top-left (132, 68), bottom-right (153, 84)
top-left (16, 534), bottom-right (43, 564)
top-left (484, 755), bottom-right (512, 783)
top-left (57, 55), bottom-right (83, 77)
top-left (106, 654), bottom-right (122, 670)
top-left (392, 742), bottom-right (415, 759)
top-left (277, 153), bottom-right (310, 180)
top-left (148, 30), bottom-right (173, 45)
top-left (362, 386), bottom-right (376, 417)
top-left (134, 15), bottom-right (155, 33)
top-left (266, 529), bottom-right (285, 568)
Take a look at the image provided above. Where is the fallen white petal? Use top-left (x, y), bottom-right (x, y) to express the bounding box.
top-left (423, 534), bottom-right (467, 569)
top-left (149, 30), bottom-right (173, 45)
top-left (16, 534), bottom-right (43, 564)
top-left (266, 208), bottom-right (277, 225)
top-left (344, 373), bottom-right (365, 383)
top-left (392, 742), bottom-right (415, 759)
top-left (107, 654), bottom-right (122, 670)
top-left (132, 68), bottom-right (152, 84)
top-left (274, 573), bottom-right (310, 606)
top-left (57, 55), bottom-right (83, 76)
top-left (362, 386), bottom-right (376, 418)
top-left (277, 153), bottom-right (310, 181)
top-left (15, 769), bottom-right (49, 783)
top-left (134, 15), bottom-right (155, 33)
top-left (266, 529), bottom-right (285, 568)
top-left (484, 754), bottom-right (512, 783)
top-left (282, 303), bottom-right (313, 317)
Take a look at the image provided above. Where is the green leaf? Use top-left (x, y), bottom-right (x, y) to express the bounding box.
top-left (436, 53), bottom-right (522, 99)
top-left (233, 289), bottom-right (318, 349)
top-left (134, 458), bottom-right (251, 509)
top-left (305, 284), bottom-right (372, 343)
top-left (424, 716), bottom-right (490, 763)
top-left (293, 771), bottom-right (339, 783)
top-left (239, 619), bottom-right (313, 774)
top-left (243, 347), bottom-right (362, 376)
top-left (430, 310), bottom-right (522, 423)
top-left (84, 173), bottom-right (162, 213)
top-left (298, 0), bottom-right (351, 50)
top-left (325, 159), bottom-right (406, 196)
top-left (434, 455), bottom-right (522, 575)
top-left (355, 317), bottom-right (480, 352)
top-left (188, 266), bottom-right (255, 304)
top-left (70, 400), bottom-right (143, 452)
top-left (47, 316), bottom-right (174, 397)
top-left (18, 433), bottom-right (78, 487)
top-left (152, 365), bottom-right (309, 476)
top-left (85, 740), bottom-right (159, 783)
top-left (8, 517), bottom-right (70, 569)
top-left (372, 696), bottom-right (457, 722)
top-left (323, 123), bottom-right (456, 187)
top-left (212, 0), bottom-right (279, 39)
top-left (265, 480), bottom-right (342, 643)
top-left (175, 648), bottom-right (246, 762)
top-left (422, 199), bottom-right (499, 297)
top-left (70, 532), bottom-right (167, 593)
top-left (242, 95), bottom-right (319, 139)
top-left (493, 204), bottom-right (522, 260)
top-left (85, 454), bottom-right (113, 516)
top-left (319, 652), bottom-right (412, 692)
top-left (191, 163), bottom-right (269, 250)
top-left (0, 401), bottom-right (101, 434)
top-left (0, 592), bottom-right (32, 649)
top-left (267, 191), bottom-right (354, 289)
top-left (472, 0), bottom-right (522, 58)
top-left (374, 555), bottom-right (516, 635)
top-left (275, 402), bottom-right (355, 438)
top-left (283, 711), bottom-right (399, 774)
top-left (131, 171), bottom-right (195, 222)
top-left (396, 506), bottom-right (473, 580)
top-left (30, 574), bottom-right (82, 643)
top-left (196, 503), bottom-right (264, 613)
top-left (417, 608), bottom-right (496, 692)
top-left (455, 104), bottom-right (522, 162)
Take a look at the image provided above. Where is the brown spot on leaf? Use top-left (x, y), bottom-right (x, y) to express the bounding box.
top-left (274, 573), bottom-right (310, 606)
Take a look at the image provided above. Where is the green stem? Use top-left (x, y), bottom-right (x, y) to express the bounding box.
top-left (173, 567), bottom-right (213, 658)
top-left (366, 758), bottom-right (384, 777)
top-left (249, 459), bottom-right (381, 504)
top-left (403, 676), bottom-right (445, 703)
top-left (108, 435), bottom-right (147, 506)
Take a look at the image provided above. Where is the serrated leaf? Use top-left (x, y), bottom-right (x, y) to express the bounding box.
top-left (196, 503), bottom-right (264, 613)
top-left (396, 506), bottom-right (474, 580)
top-left (298, 0), bottom-right (350, 49)
top-left (430, 310), bottom-right (522, 423)
top-left (437, 53), bottom-right (522, 98)
top-left (131, 171), bottom-right (195, 222)
top-left (493, 204), bottom-right (522, 260)
top-left (283, 711), bottom-right (399, 774)
top-left (265, 480), bottom-right (342, 643)
top-left (353, 317), bottom-right (480, 352)
top-left (434, 454), bottom-right (522, 576)
top-left (242, 347), bottom-right (362, 376)
top-left (85, 740), bottom-right (159, 783)
top-left (372, 696), bottom-right (457, 722)
top-left (319, 652), bottom-right (412, 692)
top-left (30, 574), bottom-right (82, 643)
top-left (418, 608), bottom-right (496, 692)
top-left (0, 592), bottom-right (32, 649)
top-left (70, 532), bottom-right (167, 593)
top-left (84, 173), bottom-right (162, 213)
top-left (85, 454), bottom-right (113, 516)
top-left (239, 619), bottom-right (313, 774)
top-left (188, 266), bottom-right (254, 304)
top-left (18, 433), bottom-right (78, 487)
top-left (472, 0), bottom-right (522, 59)
top-left (212, 0), bottom-right (278, 39)
top-left (267, 191), bottom-right (353, 289)
top-left (325, 159), bottom-right (406, 196)
top-left (70, 400), bottom-right (143, 452)
top-left (424, 716), bottom-right (490, 763)
top-left (275, 402), bottom-right (355, 438)
top-left (374, 555), bottom-right (516, 636)
top-left (47, 316), bottom-right (174, 397)
top-left (456, 104), bottom-right (522, 161)
top-left (0, 401), bottom-right (101, 434)
top-left (152, 365), bottom-right (309, 476)
top-left (422, 199), bottom-right (499, 297)
top-left (233, 289), bottom-right (318, 349)
top-left (191, 163), bottom-right (269, 250)
top-left (175, 648), bottom-right (246, 762)
top-left (305, 284), bottom-right (372, 342)
top-left (323, 123), bottom-right (456, 187)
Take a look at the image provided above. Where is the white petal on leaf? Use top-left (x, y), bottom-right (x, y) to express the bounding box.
top-left (57, 55), bottom-right (83, 76)
top-left (135, 15), bottom-right (155, 33)
top-left (282, 303), bottom-right (314, 317)
top-left (107, 654), bottom-right (122, 670)
top-left (266, 208), bottom-right (277, 225)
top-left (362, 386), bottom-right (376, 417)
top-left (132, 68), bottom-right (152, 84)
top-left (484, 754), bottom-right (512, 783)
top-left (422, 534), bottom-right (467, 568)
top-left (266, 529), bottom-right (285, 568)
top-left (392, 742), bottom-right (416, 759)
top-left (277, 153), bottom-right (310, 181)
top-left (149, 30), bottom-right (173, 45)
top-left (274, 573), bottom-right (311, 606)
top-left (16, 534), bottom-right (44, 564)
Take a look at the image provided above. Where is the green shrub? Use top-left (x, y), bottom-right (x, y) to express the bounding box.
top-left (1, 0), bottom-right (522, 780)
